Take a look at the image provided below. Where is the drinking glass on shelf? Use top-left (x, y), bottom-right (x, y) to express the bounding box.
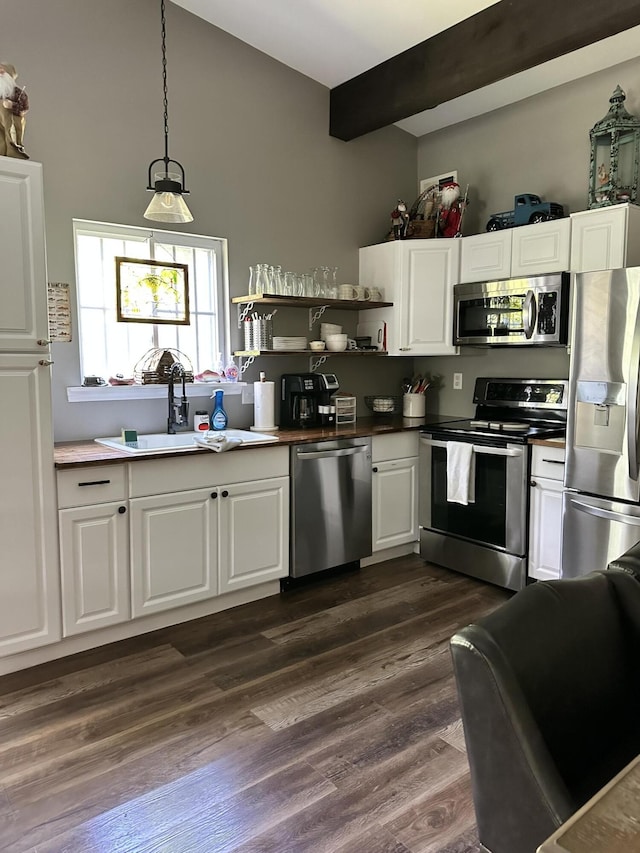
top-left (248, 264), bottom-right (259, 296)
top-left (273, 265), bottom-right (284, 295)
top-left (303, 273), bottom-right (314, 297)
top-left (283, 271), bottom-right (296, 297)
top-left (264, 265), bottom-right (276, 295)
top-left (255, 264), bottom-right (270, 296)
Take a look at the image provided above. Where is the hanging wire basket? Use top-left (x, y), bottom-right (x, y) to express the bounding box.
top-left (133, 347), bottom-right (194, 384)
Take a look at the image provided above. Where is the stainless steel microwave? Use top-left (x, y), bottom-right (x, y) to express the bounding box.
top-left (454, 272), bottom-right (570, 346)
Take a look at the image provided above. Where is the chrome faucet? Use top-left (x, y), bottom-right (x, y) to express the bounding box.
top-left (167, 362), bottom-right (190, 434)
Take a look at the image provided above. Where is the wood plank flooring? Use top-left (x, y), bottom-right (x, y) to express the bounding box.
top-left (0, 556), bottom-right (509, 853)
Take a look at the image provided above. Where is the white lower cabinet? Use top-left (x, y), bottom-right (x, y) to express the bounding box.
top-left (528, 444), bottom-right (566, 581)
top-left (57, 464), bottom-right (130, 636)
top-left (219, 476), bottom-right (289, 593)
top-left (128, 447), bottom-right (290, 616)
top-left (130, 488), bottom-right (218, 618)
top-left (59, 502), bottom-right (130, 635)
top-left (371, 433), bottom-right (419, 552)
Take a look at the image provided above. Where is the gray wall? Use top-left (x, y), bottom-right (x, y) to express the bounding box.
top-left (6, 0), bottom-right (417, 440)
top-left (415, 56), bottom-right (640, 417)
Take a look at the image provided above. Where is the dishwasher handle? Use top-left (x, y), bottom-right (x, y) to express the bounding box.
top-left (296, 445), bottom-right (369, 461)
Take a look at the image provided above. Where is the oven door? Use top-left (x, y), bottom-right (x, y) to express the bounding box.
top-left (419, 436), bottom-right (528, 556)
top-left (454, 274), bottom-right (568, 346)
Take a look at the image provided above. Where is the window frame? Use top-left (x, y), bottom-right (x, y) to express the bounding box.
top-left (71, 220), bottom-right (232, 394)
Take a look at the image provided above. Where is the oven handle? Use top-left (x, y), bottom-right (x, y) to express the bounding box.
top-left (523, 289), bottom-right (537, 339)
top-left (419, 437), bottom-right (524, 457)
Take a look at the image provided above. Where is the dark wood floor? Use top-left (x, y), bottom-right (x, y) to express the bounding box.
top-left (0, 555), bottom-right (509, 853)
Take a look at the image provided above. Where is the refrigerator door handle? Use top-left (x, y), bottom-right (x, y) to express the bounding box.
top-left (627, 302), bottom-right (640, 481)
top-left (523, 290), bottom-right (537, 339)
top-left (572, 497), bottom-right (640, 526)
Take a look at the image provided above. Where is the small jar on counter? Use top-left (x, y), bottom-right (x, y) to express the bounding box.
top-left (194, 411), bottom-right (209, 432)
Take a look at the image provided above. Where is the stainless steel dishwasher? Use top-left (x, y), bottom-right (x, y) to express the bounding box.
top-left (290, 437), bottom-right (372, 578)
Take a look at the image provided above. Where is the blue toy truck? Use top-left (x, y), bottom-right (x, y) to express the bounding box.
top-left (486, 193), bottom-right (564, 231)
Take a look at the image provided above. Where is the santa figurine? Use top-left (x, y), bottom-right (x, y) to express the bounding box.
top-left (437, 182), bottom-right (464, 238)
top-left (0, 62), bottom-right (29, 159)
top-left (390, 199), bottom-right (410, 240)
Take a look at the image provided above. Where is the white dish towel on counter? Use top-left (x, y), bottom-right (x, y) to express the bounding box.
top-left (195, 434), bottom-right (243, 453)
top-left (446, 441), bottom-right (476, 505)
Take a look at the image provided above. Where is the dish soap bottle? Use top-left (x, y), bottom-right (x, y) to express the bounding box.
top-left (210, 389), bottom-right (228, 430)
top-left (224, 355), bottom-right (239, 383)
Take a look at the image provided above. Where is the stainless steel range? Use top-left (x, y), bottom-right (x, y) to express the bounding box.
top-left (419, 378), bottom-right (568, 591)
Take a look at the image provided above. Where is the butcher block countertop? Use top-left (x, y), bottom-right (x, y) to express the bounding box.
top-left (53, 414), bottom-right (456, 469)
top-left (529, 437), bottom-right (566, 449)
top-left (54, 417), bottom-right (567, 469)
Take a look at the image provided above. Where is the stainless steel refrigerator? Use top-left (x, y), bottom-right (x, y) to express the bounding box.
top-left (563, 267), bottom-right (640, 577)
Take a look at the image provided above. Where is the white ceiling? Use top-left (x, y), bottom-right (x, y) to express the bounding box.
top-left (172, 0), bottom-right (640, 137)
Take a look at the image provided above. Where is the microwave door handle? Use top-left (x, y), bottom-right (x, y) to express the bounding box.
top-left (627, 300), bottom-right (640, 481)
top-left (523, 290), bottom-right (537, 339)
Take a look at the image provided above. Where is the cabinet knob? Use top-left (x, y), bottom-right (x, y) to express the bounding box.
top-left (38, 359), bottom-right (54, 367)
top-left (37, 339), bottom-right (51, 346)
top-left (118, 505), bottom-right (126, 514)
top-left (211, 491), bottom-right (218, 499)
top-left (372, 466), bottom-right (378, 473)
top-left (221, 490), bottom-right (229, 498)
top-left (399, 347), bottom-right (411, 352)
top-left (530, 479), bottom-right (537, 487)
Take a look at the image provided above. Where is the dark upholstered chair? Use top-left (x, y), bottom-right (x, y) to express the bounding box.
top-left (450, 570), bottom-right (640, 853)
top-left (608, 539), bottom-right (640, 579)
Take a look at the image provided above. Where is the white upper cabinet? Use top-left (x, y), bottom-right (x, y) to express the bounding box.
top-left (359, 238), bottom-right (460, 356)
top-left (511, 219), bottom-right (571, 277)
top-left (0, 159), bottom-right (50, 352)
top-left (461, 219), bottom-right (571, 283)
top-left (569, 203), bottom-right (640, 272)
top-left (460, 230), bottom-right (512, 283)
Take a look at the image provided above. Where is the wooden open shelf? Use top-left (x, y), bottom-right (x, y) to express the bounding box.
top-left (234, 349), bottom-right (388, 357)
top-left (232, 294), bottom-right (392, 310)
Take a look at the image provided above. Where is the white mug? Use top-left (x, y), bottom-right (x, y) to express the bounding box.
top-left (339, 284), bottom-right (359, 300)
top-left (354, 285), bottom-right (371, 301)
top-left (368, 286), bottom-right (384, 301)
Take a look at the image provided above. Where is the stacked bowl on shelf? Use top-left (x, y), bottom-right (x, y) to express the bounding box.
top-left (320, 322), bottom-right (342, 340)
top-left (325, 334), bottom-right (348, 352)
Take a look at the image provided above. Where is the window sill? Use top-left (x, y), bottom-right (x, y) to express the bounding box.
top-left (67, 382), bottom-right (247, 403)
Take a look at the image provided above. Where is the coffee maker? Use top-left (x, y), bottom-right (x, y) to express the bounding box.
top-left (280, 373), bottom-right (339, 428)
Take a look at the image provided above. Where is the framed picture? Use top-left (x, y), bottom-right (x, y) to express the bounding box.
top-left (419, 170), bottom-right (458, 195)
top-left (115, 256), bottom-right (190, 325)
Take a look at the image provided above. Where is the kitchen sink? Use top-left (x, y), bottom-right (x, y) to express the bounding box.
top-left (95, 429), bottom-right (279, 454)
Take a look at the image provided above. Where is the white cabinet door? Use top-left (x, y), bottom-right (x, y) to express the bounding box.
top-left (130, 488), bottom-right (218, 617)
top-left (570, 204), bottom-right (640, 272)
top-left (59, 502), bottom-right (130, 635)
top-left (460, 231), bottom-right (512, 283)
top-left (372, 457), bottom-right (419, 552)
top-left (399, 241), bottom-right (459, 356)
top-left (359, 239), bottom-right (459, 356)
top-left (0, 353), bottom-right (60, 655)
top-left (511, 218), bottom-right (571, 277)
top-left (528, 476), bottom-right (564, 581)
top-left (0, 160), bottom-right (50, 352)
top-left (219, 476), bottom-right (289, 593)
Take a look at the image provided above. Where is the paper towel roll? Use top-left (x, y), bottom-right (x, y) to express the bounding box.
top-left (253, 380), bottom-right (276, 430)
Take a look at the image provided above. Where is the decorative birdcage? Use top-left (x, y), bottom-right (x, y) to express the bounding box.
top-left (133, 347), bottom-right (193, 384)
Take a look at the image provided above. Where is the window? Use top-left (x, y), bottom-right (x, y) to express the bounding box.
top-left (73, 220), bottom-right (230, 381)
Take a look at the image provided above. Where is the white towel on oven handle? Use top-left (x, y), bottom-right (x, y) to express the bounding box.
top-left (446, 441), bottom-right (476, 505)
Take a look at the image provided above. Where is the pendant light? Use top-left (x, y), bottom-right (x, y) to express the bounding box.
top-left (144, 0), bottom-right (193, 223)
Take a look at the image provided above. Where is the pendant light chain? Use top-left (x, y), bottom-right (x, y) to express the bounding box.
top-left (144, 0), bottom-right (193, 222)
top-left (161, 0), bottom-right (170, 167)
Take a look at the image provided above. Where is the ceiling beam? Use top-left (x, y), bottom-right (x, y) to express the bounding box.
top-left (330, 0), bottom-right (640, 141)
